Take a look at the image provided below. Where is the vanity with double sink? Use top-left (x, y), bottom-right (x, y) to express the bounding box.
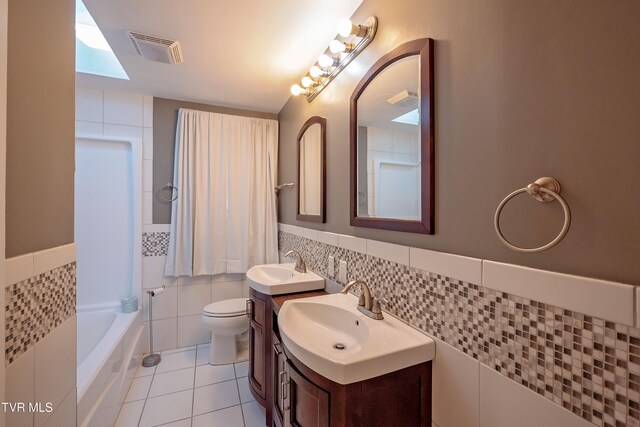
top-left (245, 253), bottom-right (435, 427)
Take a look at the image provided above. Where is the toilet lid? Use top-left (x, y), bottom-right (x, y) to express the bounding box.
top-left (203, 298), bottom-right (248, 317)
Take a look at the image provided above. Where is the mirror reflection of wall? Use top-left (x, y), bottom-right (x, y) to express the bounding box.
top-left (299, 123), bottom-right (322, 216)
top-left (297, 116), bottom-right (326, 223)
top-left (356, 56), bottom-right (421, 220)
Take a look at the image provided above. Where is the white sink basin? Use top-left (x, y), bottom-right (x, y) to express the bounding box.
top-left (246, 263), bottom-right (324, 295)
top-left (278, 293), bottom-right (435, 384)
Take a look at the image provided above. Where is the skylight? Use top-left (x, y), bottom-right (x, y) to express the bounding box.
top-left (391, 108), bottom-right (419, 126)
top-left (75, 0), bottom-right (129, 80)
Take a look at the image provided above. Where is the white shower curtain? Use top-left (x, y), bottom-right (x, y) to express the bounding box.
top-left (164, 108), bottom-right (279, 277)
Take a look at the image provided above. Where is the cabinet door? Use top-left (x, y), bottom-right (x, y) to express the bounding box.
top-left (272, 333), bottom-right (289, 427)
top-left (288, 362), bottom-right (329, 427)
top-left (248, 293), bottom-right (267, 400)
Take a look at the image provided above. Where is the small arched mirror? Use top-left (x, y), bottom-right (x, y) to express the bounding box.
top-left (297, 116), bottom-right (326, 223)
top-left (350, 38), bottom-right (434, 234)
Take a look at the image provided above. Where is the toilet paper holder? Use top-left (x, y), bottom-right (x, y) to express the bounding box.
top-left (142, 285), bottom-right (166, 367)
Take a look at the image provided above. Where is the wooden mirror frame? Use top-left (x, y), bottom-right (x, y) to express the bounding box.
top-left (350, 38), bottom-right (434, 234)
top-left (297, 116), bottom-right (327, 223)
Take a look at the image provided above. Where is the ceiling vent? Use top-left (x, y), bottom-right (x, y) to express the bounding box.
top-left (128, 31), bottom-right (183, 64)
top-left (387, 90), bottom-right (419, 107)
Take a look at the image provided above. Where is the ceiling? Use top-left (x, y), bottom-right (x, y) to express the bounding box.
top-left (358, 55), bottom-right (420, 132)
top-left (78, 0), bottom-right (363, 113)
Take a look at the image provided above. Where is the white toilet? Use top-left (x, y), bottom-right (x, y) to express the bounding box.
top-left (201, 298), bottom-right (250, 365)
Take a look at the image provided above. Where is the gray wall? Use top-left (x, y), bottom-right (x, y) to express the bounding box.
top-left (277, 0), bottom-right (640, 285)
top-left (152, 97), bottom-right (278, 224)
top-left (6, 0), bottom-right (75, 257)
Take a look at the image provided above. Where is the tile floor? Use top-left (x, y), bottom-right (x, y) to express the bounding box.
top-left (116, 345), bottom-right (266, 427)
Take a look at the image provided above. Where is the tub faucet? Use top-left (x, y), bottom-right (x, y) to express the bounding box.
top-left (341, 280), bottom-right (384, 320)
top-left (284, 250), bottom-right (306, 273)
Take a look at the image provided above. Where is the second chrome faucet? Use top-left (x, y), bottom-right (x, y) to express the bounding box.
top-left (341, 280), bottom-right (385, 320)
top-left (284, 250), bottom-right (306, 273)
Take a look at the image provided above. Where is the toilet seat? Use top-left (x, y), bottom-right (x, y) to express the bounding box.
top-left (203, 298), bottom-right (248, 318)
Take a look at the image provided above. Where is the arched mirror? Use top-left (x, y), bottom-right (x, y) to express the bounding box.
top-left (297, 116), bottom-right (326, 222)
top-left (350, 38), bottom-right (434, 234)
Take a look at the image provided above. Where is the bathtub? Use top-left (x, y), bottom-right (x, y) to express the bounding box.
top-left (77, 304), bottom-right (144, 427)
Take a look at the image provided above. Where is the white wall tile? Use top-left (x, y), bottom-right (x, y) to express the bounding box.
top-left (104, 91), bottom-right (144, 126)
top-left (143, 192), bottom-right (153, 225)
top-left (5, 253), bottom-right (34, 287)
top-left (177, 315), bottom-right (211, 348)
top-left (410, 247), bottom-right (482, 284)
top-left (338, 234), bottom-right (366, 254)
top-left (144, 318), bottom-right (178, 353)
top-left (76, 87), bottom-right (103, 122)
top-left (431, 338), bottom-right (479, 427)
top-left (242, 280), bottom-right (250, 298)
top-left (211, 281), bottom-right (244, 302)
top-left (317, 230), bottom-right (339, 246)
top-left (178, 283), bottom-right (212, 316)
top-left (143, 159), bottom-right (153, 192)
top-left (43, 387), bottom-right (76, 427)
top-left (143, 224), bottom-right (170, 233)
top-left (367, 239), bottom-right (409, 265)
top-left (103, 123), bottom-right (144, 141)
top-left (479, 364), bottom-right (592, 427)
top-left (483, 261), bottom-right (635, 325)
top-left (76, 120), bottom-right (103, 136)
top-left (143, 285), bottom-right (177, 320)
top-left (142, 256), bottom-right (176, 288)
top-left (34, 316), bottom-right (76, 427)
top-left (143, 127), bottom-right (153, 160)
top-left (33, 243), bottom-right (76, 276)
top-left (278, 223), bottom-right (303, 236)
top-left (211, 273), bottom-right (243, 284)
top-left (302, 227), bottom-right (319, 241)
top-left (6, 347), bottom-right (35, 427)
top-left (143, 96), bottom-right (153, 128)
top-left (178, 275), bottom-right (212, 286)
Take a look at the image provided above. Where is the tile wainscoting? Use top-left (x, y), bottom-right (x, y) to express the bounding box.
top-left (141, 226), bottom-right (248, 352)
top-left (278, 225), bottom-right (639, 427)
top-left (4, 244), bottom-right (78, 427)
top-left (143, 231), bottom-right (170, 257)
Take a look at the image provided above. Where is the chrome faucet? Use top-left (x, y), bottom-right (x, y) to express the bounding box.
top-left (341, 280), bottom-right (385, 320)
top-left (284, 250), bottom-right (306, 273)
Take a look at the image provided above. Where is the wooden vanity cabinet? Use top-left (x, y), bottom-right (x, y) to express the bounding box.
top-left (248, 288), bottom-right (271, 411)
top-left (250, 289), bottom-right (327, 427)
top-left (270, 293), bottom-right (432, 427)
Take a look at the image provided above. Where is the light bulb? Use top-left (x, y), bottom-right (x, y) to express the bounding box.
top-left (318, 54), bottom-right (335, 68)
top-left (290, 84), bottom-right (304, 96)
top-left (309, 66), bottom-right (323, 78)
top-left (301, 76), bottom-right (313, 88)
top-left (329, 39), bottom-right (346, 54)
top-left (338, 19), bottom-right (355, 37)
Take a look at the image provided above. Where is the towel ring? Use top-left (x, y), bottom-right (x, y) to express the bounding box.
top-left (160, 183), bottom-right (178, 202)
top-left (494, 177), bottom-right (571, 253)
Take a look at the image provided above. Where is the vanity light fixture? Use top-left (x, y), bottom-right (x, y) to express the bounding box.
top-left (290, 16), bottom-right (378, 101)
top-left (317, 54), bottom-right (338, 69)
top-left (290, 84), bottom-right (308, 96)
top-left (309, 65), bottom-right (328, 78)
top-left (301, 76), bottom-right (314, 88)
top-left (329, 39), bottom-right (353, 54)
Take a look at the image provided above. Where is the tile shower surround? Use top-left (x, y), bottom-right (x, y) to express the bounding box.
top-left (278, 231), bottom-right (640, 427)
top-left (5, 262), bottom-right (77, 365)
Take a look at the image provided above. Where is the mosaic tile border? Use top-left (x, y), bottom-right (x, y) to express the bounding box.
top-left (5, 262), bottom-right (77, 366)
top-left (143, 231), bottom-right (170, 257)
top-left (278, 231), bottom-right (640, 427)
